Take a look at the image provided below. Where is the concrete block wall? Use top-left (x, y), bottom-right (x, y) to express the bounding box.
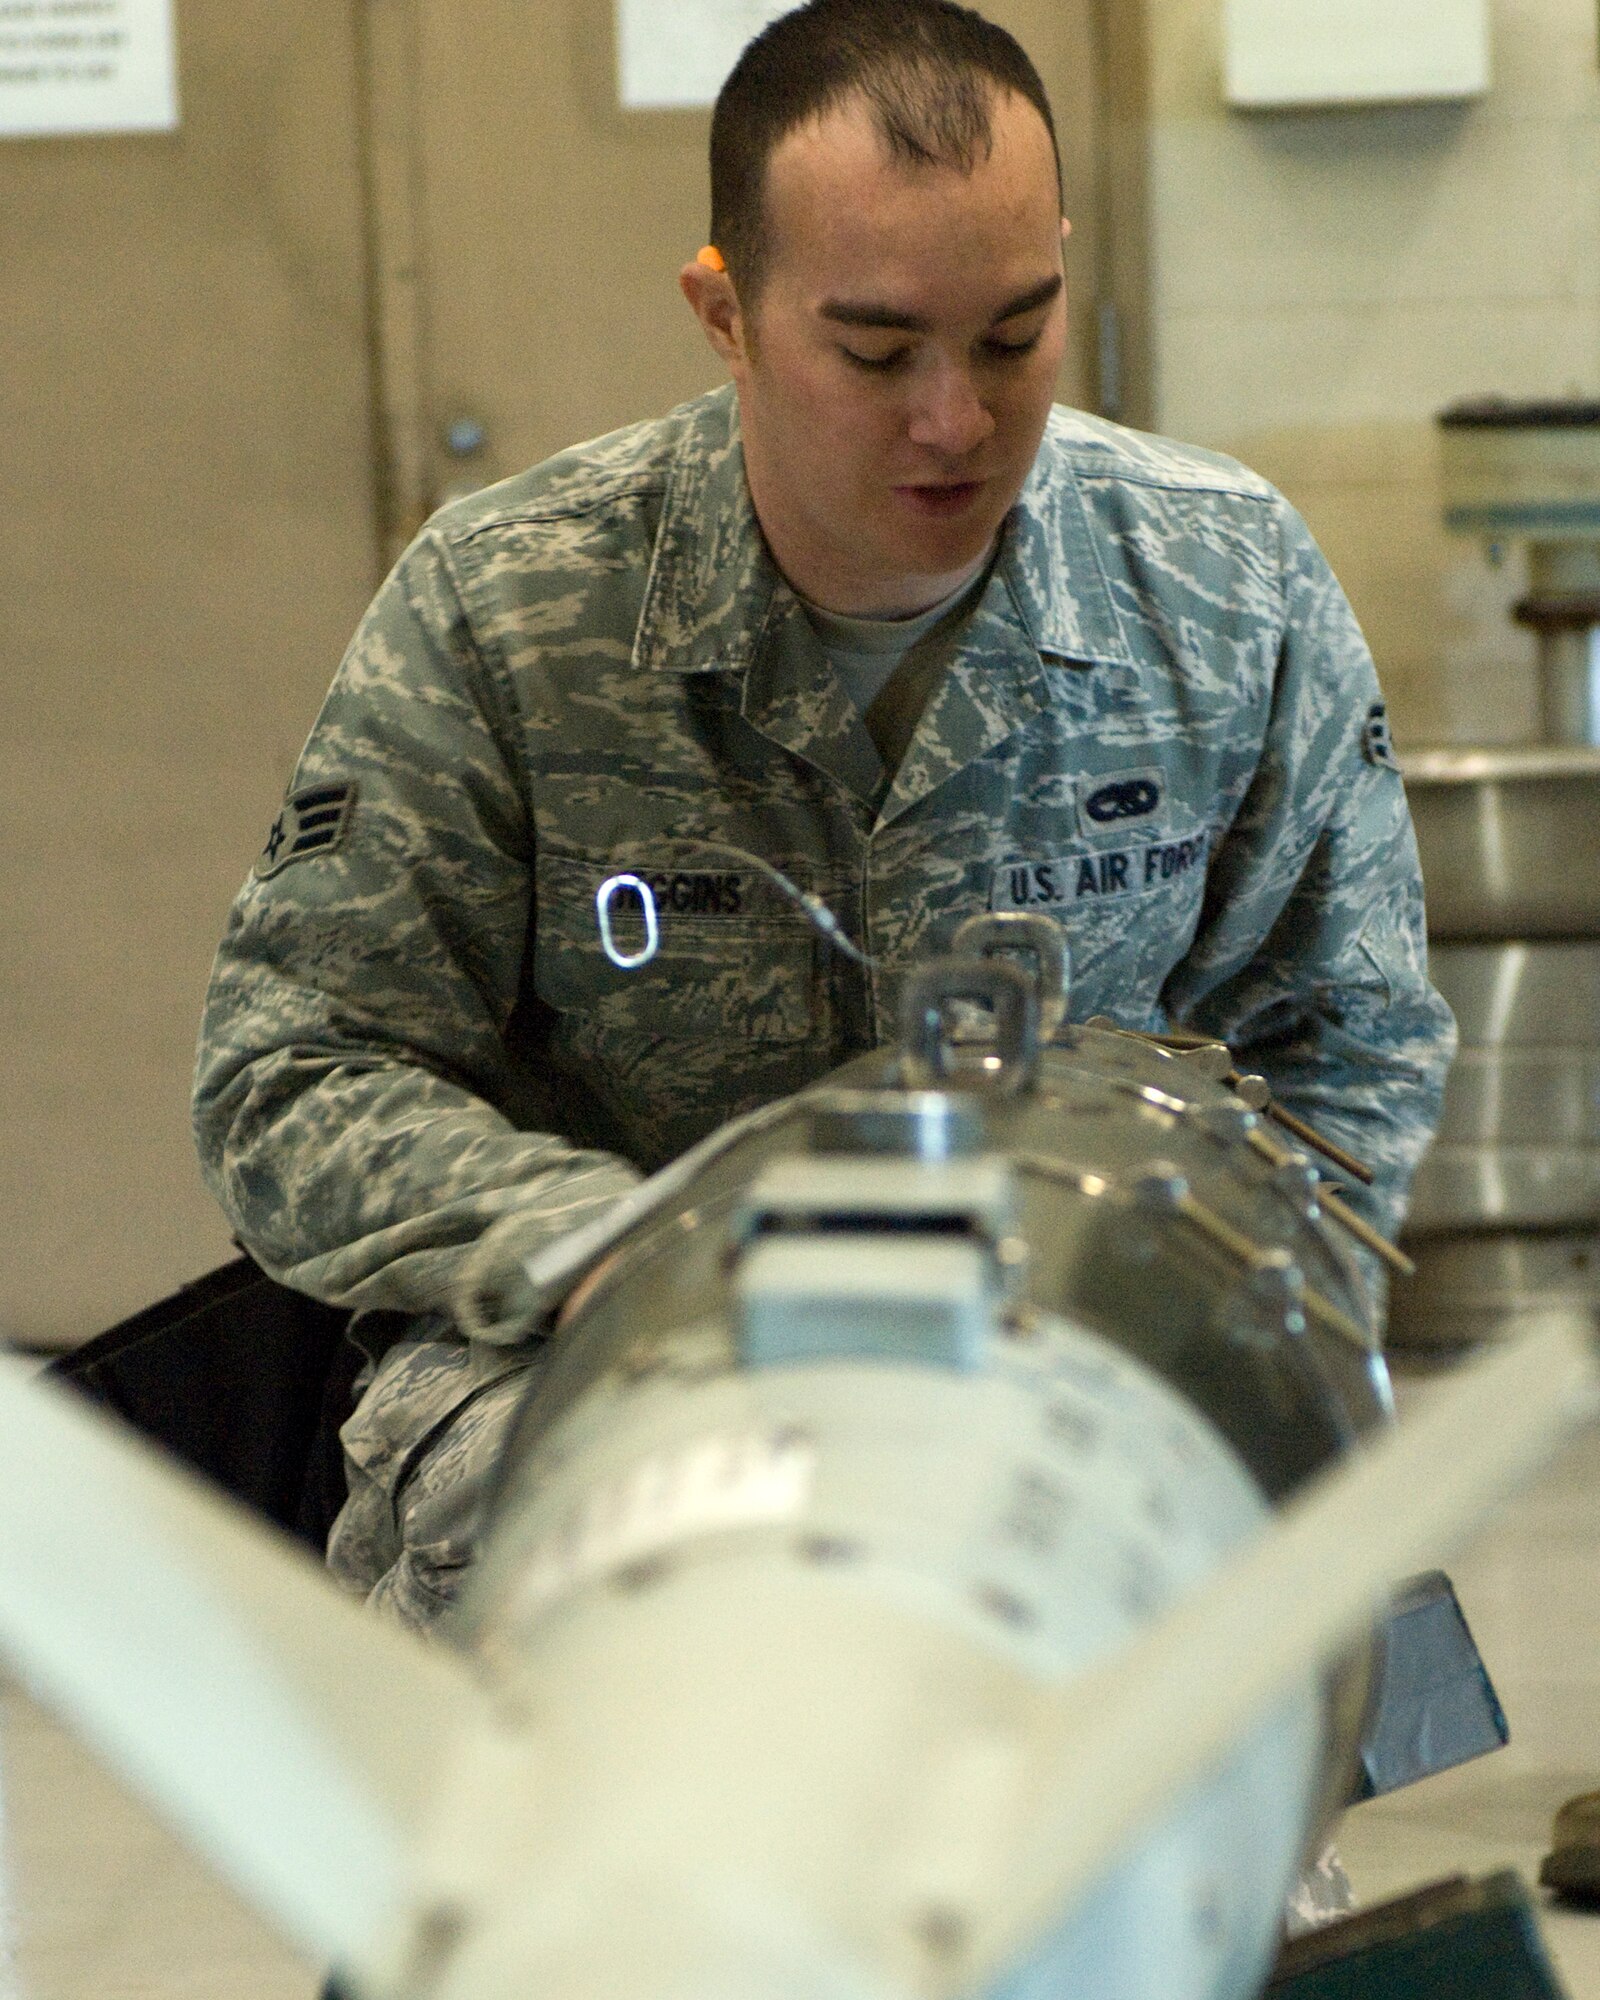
top-left (1138, 0), bottom-right (1600, 744)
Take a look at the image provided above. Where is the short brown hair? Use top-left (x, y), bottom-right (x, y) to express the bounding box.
top-left (710, 0), bottom-right (1062, 301)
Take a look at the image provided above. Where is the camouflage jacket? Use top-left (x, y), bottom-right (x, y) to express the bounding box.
top-left (194, 385), bottom-right (1455, 1319)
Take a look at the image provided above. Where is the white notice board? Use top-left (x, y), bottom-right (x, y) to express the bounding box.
top-left (617, 0), bottom-right (793, 110)
top-left (0, 0), bottom-right (178, 139)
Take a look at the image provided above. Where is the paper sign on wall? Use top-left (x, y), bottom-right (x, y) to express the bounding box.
top-left (1223, 0), bottom-right (1489, 108)
top-left (616, 0), bottom-right (791, 110)
top-left (0, 0), bottom-right (178, 139)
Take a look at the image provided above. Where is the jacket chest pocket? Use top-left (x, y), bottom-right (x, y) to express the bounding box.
top-left (532, 851), bottom-right (821, 1043)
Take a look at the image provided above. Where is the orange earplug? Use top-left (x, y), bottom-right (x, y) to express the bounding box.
top-left (697, 245), bottom-right (727, 272)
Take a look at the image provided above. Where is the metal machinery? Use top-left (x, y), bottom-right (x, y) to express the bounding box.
top-left (453, 926), bottom-right (1395, 2000)
top-left (1385, 402), bottom-right (1600, 1352)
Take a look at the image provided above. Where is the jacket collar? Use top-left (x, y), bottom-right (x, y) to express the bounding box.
top-left (632, 389), bottom-right (783, 678)
top-left (631, 386), bottom-right (1134, 678)
top-left (1003, 427), bottom-right (1136, 670)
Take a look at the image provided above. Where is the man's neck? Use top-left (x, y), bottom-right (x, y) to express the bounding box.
top-left (798, 565), bottom-right (982, 640)
top-left (752, 513), bottom-right (998, 617)
top-left (793, 543), bottom-right (995, 620)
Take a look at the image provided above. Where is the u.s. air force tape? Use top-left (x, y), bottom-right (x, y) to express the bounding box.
top-left (992, 828), bottom-right (1209, 911)
top-left (254, 781), bottom-right (357, 880)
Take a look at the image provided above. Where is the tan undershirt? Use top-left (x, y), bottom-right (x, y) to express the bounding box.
top-left (800, 566), bottom-right (990, 782)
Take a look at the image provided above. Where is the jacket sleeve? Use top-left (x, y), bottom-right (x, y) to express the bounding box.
top-left (193, 530), bottom-right (641, 1321)
top-left (1161, 499), bottom-right (1457, 1244)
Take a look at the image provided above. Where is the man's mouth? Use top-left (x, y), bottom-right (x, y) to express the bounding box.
top-left (892, 479), bottom-right (985, 518)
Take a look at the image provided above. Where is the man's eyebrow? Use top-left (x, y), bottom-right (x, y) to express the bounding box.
top-left (819, 299), bottom-right (932, 332)
top-left (818, 272), bottom-right (1063, 333)
top-left (990, 273), bottom-right (1063, 322)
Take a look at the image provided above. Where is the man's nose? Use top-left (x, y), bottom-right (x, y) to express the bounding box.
top-left (906, 359), bottom-right (996, 457)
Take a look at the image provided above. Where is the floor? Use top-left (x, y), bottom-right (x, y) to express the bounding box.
top-left (1336, 1389), bottom-right (1600, 1996)
top-left (0, 1371), bottom-right (1595, 2000)
top-left (0, 1686), bottom-right (317, 1999)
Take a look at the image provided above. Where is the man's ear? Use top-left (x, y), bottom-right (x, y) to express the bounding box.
top-left (679, 260), bottom-right (750, 371)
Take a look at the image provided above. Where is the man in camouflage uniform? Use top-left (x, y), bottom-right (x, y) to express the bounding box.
top-left (194, 0), bottom-right (1453, 1633)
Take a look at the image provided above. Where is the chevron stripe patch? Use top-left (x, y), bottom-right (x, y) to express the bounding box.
top-left (255, 781), bottom-right (357, 880)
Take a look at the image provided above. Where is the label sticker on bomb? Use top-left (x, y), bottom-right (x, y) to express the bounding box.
top-left (511, 1428), bottom-right (816, 1621)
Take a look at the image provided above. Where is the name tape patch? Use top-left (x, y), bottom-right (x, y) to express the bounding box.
top-left (1077, 767), bottom-right (1165, 840)
top-left (255, 781), bottom-right (356, 880)
top-left (992, 828), bottom-right (1209, 913)
top-left (636, 869), bottom-right (749, 916)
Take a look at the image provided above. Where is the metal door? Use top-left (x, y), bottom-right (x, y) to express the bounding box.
top-left (369, 0), bottom-right (1114, 554)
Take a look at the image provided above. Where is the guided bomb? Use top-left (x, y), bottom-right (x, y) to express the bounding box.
top-left (429, 913), bottom-right (1388, 2000)
top-left (0, 915), bottom-right (1591, 2000)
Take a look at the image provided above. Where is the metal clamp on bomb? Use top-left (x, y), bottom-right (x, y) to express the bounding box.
top-left (900, 954), bottom-right (1041, 1096)
top-left (732, 1148), bottom-right (1022, 1372)
top-left (950, 910), bottom-right (1073, 1043)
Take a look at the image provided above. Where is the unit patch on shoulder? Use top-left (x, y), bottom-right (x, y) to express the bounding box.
top-left (1077, 767), bottom-right (1164, 841)
top-left (254, 781), bottom-right (357, 880)
top-left (1363, 703), bottom-right (1401, 772)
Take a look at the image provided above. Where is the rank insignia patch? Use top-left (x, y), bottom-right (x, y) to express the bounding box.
top-left (255, 781), bottom-right (356, 880)
top-left (1363, 703), bottom-right (1401, 771)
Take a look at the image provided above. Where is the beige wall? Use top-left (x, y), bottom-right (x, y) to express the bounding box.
top-left (0, 4), bottom-right (380, 1346)
top-left (1137, 0), bottom-right (1600, 745)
